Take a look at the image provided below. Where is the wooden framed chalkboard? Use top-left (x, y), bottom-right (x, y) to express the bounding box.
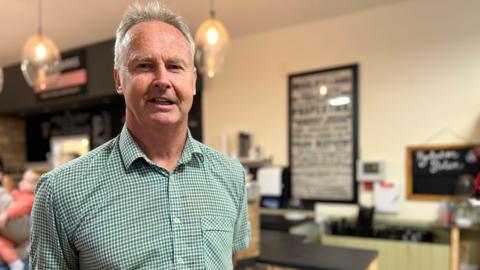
top-left (288, 64), bottom-right (358, 206)
top-left (406, 144), bottom-right (480, 201)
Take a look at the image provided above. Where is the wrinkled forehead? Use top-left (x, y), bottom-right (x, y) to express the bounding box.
top-left (120, 21), bottom-right (193, 64)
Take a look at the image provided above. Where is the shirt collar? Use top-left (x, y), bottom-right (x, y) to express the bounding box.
top-left (119, 125), bottom-right (150, 169)
top-left (178, 129), bottom-right (204, 166)
top-left (119, 126), bottom-right (204, 170)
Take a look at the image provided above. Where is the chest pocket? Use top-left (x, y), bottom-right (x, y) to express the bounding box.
top-left (202, 216), bottom-right (235, 270)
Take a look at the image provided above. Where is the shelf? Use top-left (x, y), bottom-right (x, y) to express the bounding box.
top-left (238, 157), bottom-right (272, 167)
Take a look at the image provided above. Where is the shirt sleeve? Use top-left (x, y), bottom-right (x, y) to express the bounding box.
top-left (232, 174), bottom-right (251, 253)
top-left (30, 175), bottom-right (79, 270)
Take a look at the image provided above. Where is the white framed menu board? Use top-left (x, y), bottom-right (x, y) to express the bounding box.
top-left (288, 64), bottom-right (359, 205)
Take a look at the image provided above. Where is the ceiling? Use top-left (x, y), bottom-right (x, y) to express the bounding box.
top-left (0, 0), bottom-right (405, 67)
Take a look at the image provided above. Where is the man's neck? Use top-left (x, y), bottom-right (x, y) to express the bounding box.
top-left (126, 120), bottom-right (188, 172)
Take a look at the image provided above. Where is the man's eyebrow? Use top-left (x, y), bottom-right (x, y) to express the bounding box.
top-left (129, 54), bottom-right (155, 63)
top-left (168, 57), bottom-right (188, 66)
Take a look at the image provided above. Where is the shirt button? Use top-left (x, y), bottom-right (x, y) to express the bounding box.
top-left (173, 217), bottom-right (181, 224)
top-left (169, 175), bottom-right (174, 181)
top-left (177, 257), bottom-right (184, 264)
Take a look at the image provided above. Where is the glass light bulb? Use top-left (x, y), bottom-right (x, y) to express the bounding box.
top-left (35, 43), bottom-right (47, 60)
top-left (0, 67), bottom-right (4, 94)
top-left (195, 18), bottom-right (229, 78)
top-left (206, 27), bottom-right (219, 45)
top-left (21, 35), bottom-right (61, 90)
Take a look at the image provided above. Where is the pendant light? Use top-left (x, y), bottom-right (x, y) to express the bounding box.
top-left (0, 67), bottom-right (3, 94)
top-left (195, 0), bottom-right (229, 78)
top-left (21, 0), bottom-right (61, 91)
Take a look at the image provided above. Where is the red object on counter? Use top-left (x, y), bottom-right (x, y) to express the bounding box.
top-left (468, 172), bottom-right (480, 197)
top-left (363, 182), bottom-right (373, 191)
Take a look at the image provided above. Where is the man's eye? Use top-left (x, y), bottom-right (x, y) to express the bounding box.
top-left (136, 63), bottom-right (152, 71)
top-left (168, 64), bottom-right (184, 71)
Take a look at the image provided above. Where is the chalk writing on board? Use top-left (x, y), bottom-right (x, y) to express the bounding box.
top-left (289, 66), bottom-right (357, 202)
top-left (407, 144), bottom-right (480, 201)
top-left (415, 150), bottom-right (465, 174)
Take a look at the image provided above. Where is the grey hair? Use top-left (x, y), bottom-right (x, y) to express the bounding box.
top-left (114, 1), bottom-right (195, 69)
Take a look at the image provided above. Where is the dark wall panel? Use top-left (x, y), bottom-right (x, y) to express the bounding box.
top-left (86, 39), bottom-right (117, 98)
top-left (0, 39), bottom-right (117, 116)
top-left (26, 98), bottom-right (125, 162)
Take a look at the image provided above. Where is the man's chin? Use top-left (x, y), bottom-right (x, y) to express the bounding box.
top-left (148, 116), bottom-right (184, 128)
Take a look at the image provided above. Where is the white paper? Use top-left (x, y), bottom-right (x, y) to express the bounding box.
top-left (257, 166), bottom-right (283, 196)
top-left (374, 182), bottom-right (400, 214)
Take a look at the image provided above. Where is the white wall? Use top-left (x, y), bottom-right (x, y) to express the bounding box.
top-left (203, 0), bottom-right (480, 222)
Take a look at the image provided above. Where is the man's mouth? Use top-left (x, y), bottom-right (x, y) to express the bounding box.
top-left (148, 98), bottom-right (176, 105)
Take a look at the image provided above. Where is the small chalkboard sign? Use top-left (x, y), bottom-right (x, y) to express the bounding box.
top-left (406, 144), bottom-right (480, 201)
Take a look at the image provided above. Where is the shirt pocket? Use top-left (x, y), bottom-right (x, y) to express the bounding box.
top-left (201, 216), bottom-right (235, 270)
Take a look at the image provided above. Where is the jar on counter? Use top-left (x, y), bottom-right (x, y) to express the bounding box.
top-left (453, 199), bottom-right (475, 228)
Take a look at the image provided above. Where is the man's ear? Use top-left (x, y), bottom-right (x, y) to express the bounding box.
top-left (192, 67), bottom-right (197, 96)
top-left (114, 69), bottom-right (123, 95)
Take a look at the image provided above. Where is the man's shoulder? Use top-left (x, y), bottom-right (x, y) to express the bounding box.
top-left (194, 141), bottom-right (247, 210)
top-left (41, 137), bottom-right (120, 188)
top-left (195, 141), bottom-right (244, 174)
top-left (33, 137), bottom-right (122, 233)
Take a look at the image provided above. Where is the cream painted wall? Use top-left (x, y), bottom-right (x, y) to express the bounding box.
top-left (202, 0), bottom-right (480, 222)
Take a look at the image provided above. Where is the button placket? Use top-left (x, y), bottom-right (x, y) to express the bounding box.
top-left (169, 171), bottom-right (186, 268)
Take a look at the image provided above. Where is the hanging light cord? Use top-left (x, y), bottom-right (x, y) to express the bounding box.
top-left (38, 0), bottom-right (43, 36)
top-left (209, 0), bottom-right (215, 19)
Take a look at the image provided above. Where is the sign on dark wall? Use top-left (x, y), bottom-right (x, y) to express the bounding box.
top-left (406, 144), bottom-right (480, 201)
top-left (35, 49), bottom-right (88, 100)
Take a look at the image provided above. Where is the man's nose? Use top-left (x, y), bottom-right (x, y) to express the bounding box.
top-left (152, 65), bottom-right (170, 89)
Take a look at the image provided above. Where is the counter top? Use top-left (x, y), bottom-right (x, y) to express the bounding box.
top-left (258, 230), bottom-right (378, 270)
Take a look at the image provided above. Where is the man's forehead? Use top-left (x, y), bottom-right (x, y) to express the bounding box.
top-left (120, 21), bottom-right (192, 64)
top-left (123, 21), bottom-right (189, 48)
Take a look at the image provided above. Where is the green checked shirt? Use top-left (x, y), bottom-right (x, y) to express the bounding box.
top-left (30, 126), bottom-right (250, 270)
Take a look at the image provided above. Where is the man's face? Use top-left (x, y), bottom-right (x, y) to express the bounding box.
top-left (114, 21), bottom-right (196, 130)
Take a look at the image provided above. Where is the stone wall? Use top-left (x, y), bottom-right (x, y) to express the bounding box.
top-left (0, 116), bottom-right (26, 178)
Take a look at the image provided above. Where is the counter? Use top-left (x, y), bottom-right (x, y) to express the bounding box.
top-left (236, 230), bottom-right (378, 270)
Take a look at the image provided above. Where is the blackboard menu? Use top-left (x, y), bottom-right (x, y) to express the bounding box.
top-left (288, 64), bottom-right (358, 204)
top-left (406, 144), bottom-right (480, 201)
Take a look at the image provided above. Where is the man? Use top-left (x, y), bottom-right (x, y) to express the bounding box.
top-left (30, 2), bottom-right (250, 269)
